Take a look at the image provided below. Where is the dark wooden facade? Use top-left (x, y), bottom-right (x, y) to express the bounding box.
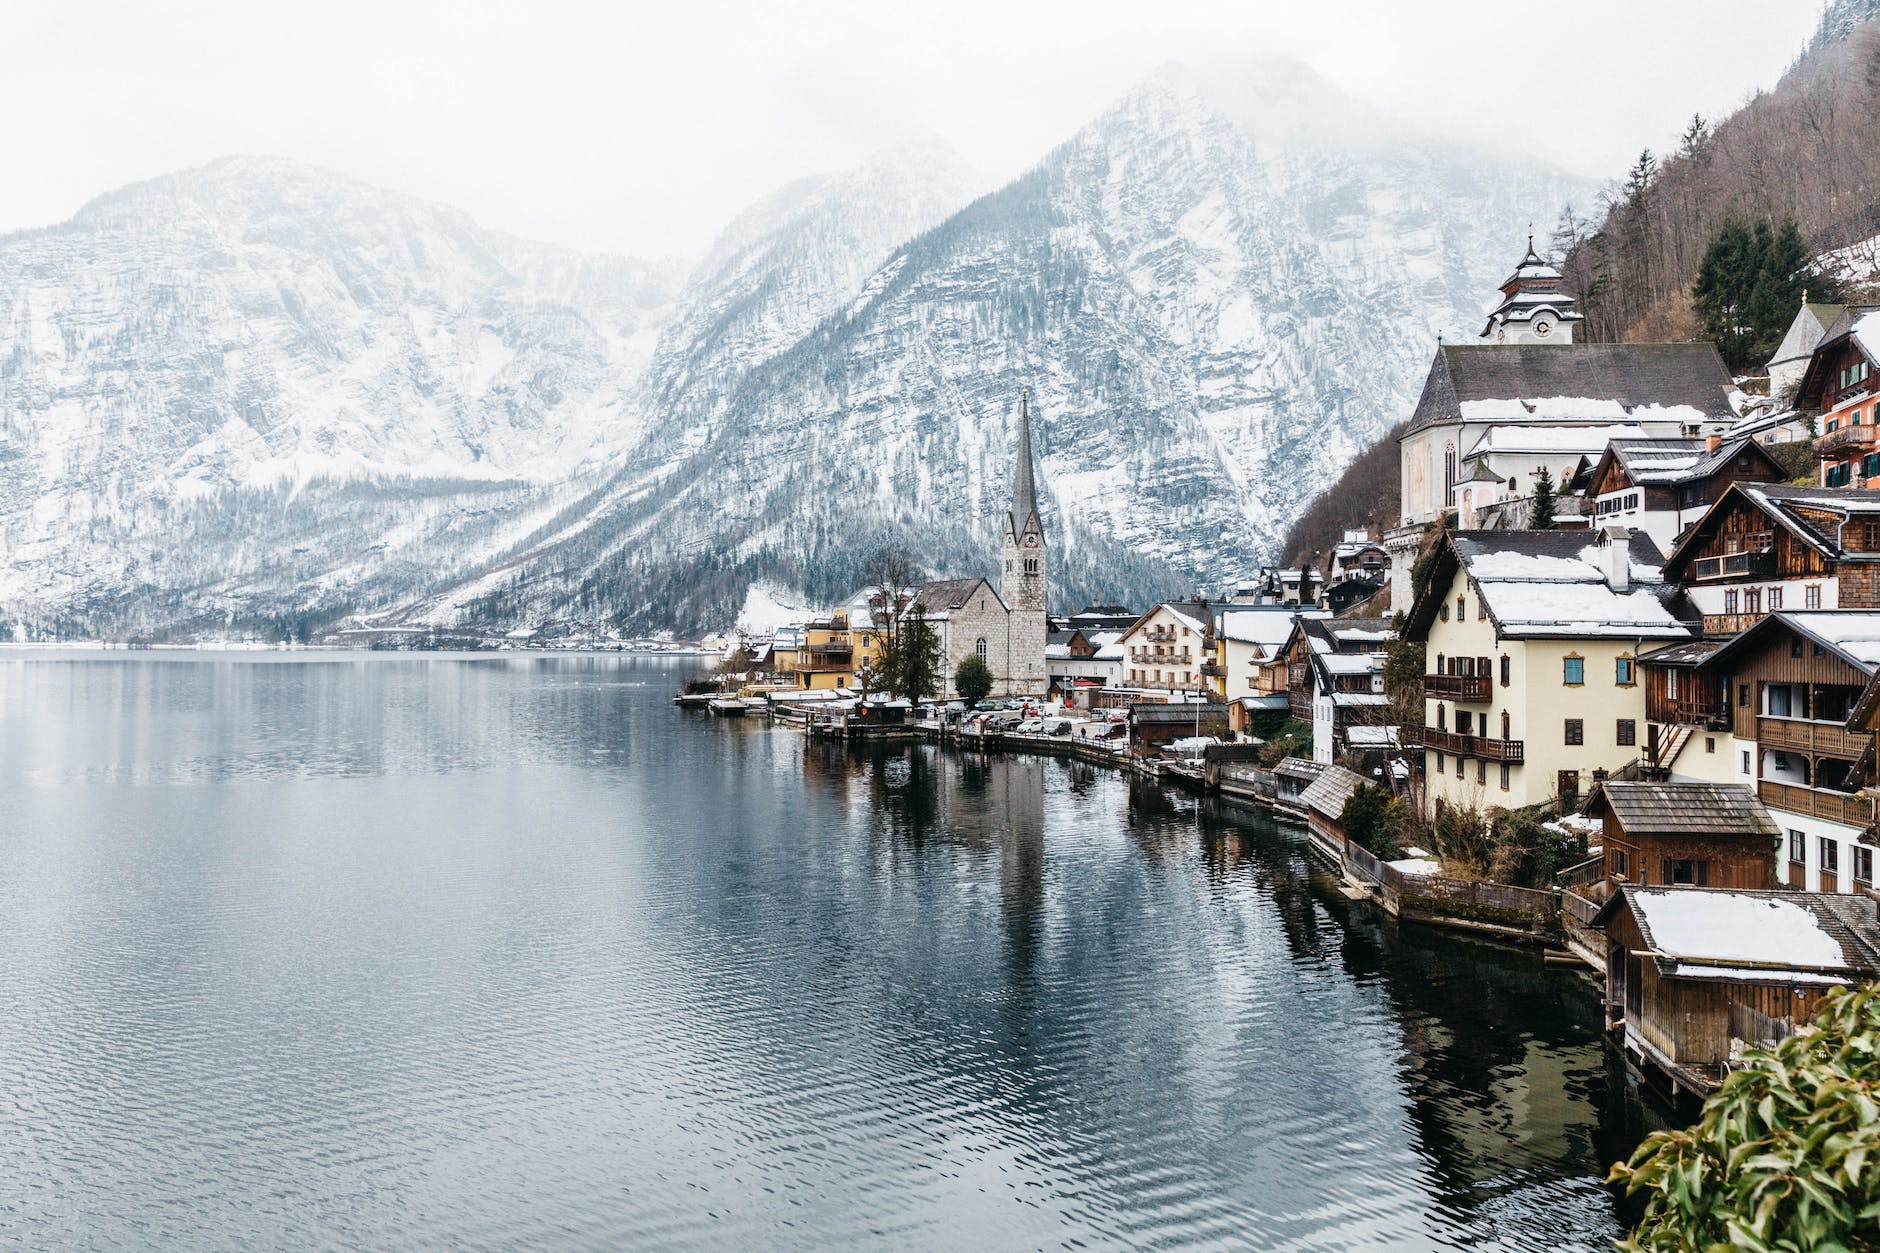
top-left (1595, 818), bottom-right (1775, 890)
top-left (1602, 896), bottom-right (1846, 1098)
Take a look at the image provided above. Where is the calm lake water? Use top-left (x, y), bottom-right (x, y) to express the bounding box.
top-left (0, 652), bottom-right (1662, 1249)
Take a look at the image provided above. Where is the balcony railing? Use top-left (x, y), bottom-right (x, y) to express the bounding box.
top-left (1758, 779), bottom-right (1873, 830)
top-left (1422, 728), bottom-right (1525, 762)
top-left (1691, 548), bottom-right (1776, 581)
top-left (1424, 673), bottom-right (1492, 702)
top-left (1815, 423), bottom-right (1880, 458)
top-left (1199, 661), bottom-right (1224, 678)
top-left (1289, 690), bottom-right (1313, 719)
top-left (1757, 717), bottom-right (1867, 760)
top-left (1654, 695), bottom-right (1731, 729)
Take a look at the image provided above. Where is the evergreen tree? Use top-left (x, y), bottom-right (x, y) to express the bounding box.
top-left (1297, 558), bottom-right (1316, 605)
top-left (894, 606), bottom-right (945, 703)
top-left (1693, 217), bottom-right (1833, 371)
top-left (1529, 466), bottom-right (1557, 529)
top-left (953, 653), bottom-right (994, 706)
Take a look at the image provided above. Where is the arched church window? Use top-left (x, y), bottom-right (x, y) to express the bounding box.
top-left (975, 638), bottom-right (988, 661)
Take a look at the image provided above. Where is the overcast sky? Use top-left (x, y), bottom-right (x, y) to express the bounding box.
top-left (4, 0), bottom-right (1827, 258)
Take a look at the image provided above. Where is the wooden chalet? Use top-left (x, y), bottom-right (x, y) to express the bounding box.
top-left (1586, 435), bottom-right (1781, 557)
top-left (1585, 781), bottom-right (1779, 890)
top-left (1660, 483), bottom-right (1880, 634)
top-left (1796, 305), bottom-right (1880, 486)
top-left (1299, 763), bottom-right (1366, 861)
top-left (1127, 702), bottom-right (1228, 750)
top-left (1597, 885), bottom-right (1880, 1099)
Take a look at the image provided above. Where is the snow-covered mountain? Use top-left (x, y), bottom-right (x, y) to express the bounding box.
top-left (0, 59), bottom-right (1591, 639)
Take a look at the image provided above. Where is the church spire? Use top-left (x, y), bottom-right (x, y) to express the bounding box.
top-left (1008, 387), bottom-right (1041, 541)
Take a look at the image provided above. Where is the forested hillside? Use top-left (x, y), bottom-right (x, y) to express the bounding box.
top-left (1559, 0), bottom-right (1880, 345)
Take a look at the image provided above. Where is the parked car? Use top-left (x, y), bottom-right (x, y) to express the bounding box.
top-left (1017, 718), bottom-right (1045, 733)
top-left (1044, 717), bottom-right (1074, 737)
top-left (1097, 722), bottom-right (1128, 741)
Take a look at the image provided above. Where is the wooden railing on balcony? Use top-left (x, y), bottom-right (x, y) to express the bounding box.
top-left (1758, 779), bottom-right (1873, 829)
top-left (1421, 727), bottom-right (1525, 762)
top-left (1289, 689), bottom-right (1313, 719)
top-left (1815, 423), bottom-right (1880, 458)
top-left (1700, 613), bottom-right (1767, 635)
top-left (1653, 695), bottom-right (1731, 729)
top-left (1691, 546), bottom-right (1775, 581)
top-left (1424, 673), bottom-right (1491, 702)
top-left (1757, 717), bottom-right (1868, 760)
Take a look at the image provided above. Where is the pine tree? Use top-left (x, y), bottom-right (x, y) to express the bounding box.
top-left (1693, 218), bottom-right (1835, 371)
top-left (1297, 559), bottom-right (1316, 605)
top-left (895, 606), bottom-right (945, 703)
top-left (1529, 467), bottom-right (1557, 530)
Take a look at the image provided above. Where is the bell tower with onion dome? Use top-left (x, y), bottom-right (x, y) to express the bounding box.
top-left (1481, 229), bottom-right (1583, 344)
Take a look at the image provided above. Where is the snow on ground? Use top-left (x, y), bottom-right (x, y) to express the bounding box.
top-left (737, 583), bottom-right (814, 636)
top-left (1636, 891), bottom-right (1849, 968)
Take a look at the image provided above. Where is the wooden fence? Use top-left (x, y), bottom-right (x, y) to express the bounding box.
top-left (1339, 842), bottom-right (1558, 925)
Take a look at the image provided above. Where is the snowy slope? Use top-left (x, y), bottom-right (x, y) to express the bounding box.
top-left (404, 57), bottom-right (1590, 634)
top-left (0, 59), bottom-right (1591, 638)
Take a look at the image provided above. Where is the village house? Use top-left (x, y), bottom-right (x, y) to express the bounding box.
top-left (1584, 781), bottom-right (1780, 891)
top-left (1585, 435), bottom-right (1783, 558)
top-left (1643, 612), bottom-right (1880, 895)
top-left (1404, 527), bottom-right (1697, 814)
top-left (1279, 616), bottom-right (1396, 765)
top-left (1800, 305), bottom-right (1880, 487)
top-left (1214, 606), bottom-right (1322, 736)
top-left (1660, 483), bottom-right (1880, 634)
top-left (1046, 627), bottom-right (1124, 708)
top-left (902, 393), bottom-right (1050, 700)
top-left (1108, 601), bottom-right (1214, 705)
top-left (1597, 885), bottom-right (1880, 1099)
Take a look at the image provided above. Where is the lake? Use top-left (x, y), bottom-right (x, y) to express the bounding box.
top-left (0, 652), bottom-right (1662, 1249)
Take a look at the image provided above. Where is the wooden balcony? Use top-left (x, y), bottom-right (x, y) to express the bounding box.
top-left (1424, 673), bottom-right (1491, 702)
top-left (1757, 717), bottom-right (1867, 760)
top-left (1758, 779), bottom-right (1873, 829)
top-left (1700, 613), bottom-right (1767, 635)
top-left (1652, 695), bottom-right (1731, 729)
top-left (1422, 727), bottom-right (1524, 762)
top-left (1814, 423), bottom-right (1880, 458)
top-left (1289, 689), bottom-right (1313, 719)
top-left (1691, 549), bottom-right (1775, 581)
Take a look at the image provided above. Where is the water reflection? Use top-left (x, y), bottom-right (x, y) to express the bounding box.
top-left (0, 654), bottom-right (1659, 1249)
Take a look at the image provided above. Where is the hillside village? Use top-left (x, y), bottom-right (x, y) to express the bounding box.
top-left (717, 237), bottom-right (1880, 1103)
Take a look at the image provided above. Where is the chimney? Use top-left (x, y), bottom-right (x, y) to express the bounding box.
top-left (1601, 525), bottom-right (1630, 591)
top-left (1706, 433), bottom-right (1722, 455)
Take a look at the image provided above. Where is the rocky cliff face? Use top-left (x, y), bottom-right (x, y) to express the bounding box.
top-left (0, 60), bottom-right (1590, 639)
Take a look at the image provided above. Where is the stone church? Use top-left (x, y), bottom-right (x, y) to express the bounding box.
top-left (907, 392), bottom-right (1050, 699)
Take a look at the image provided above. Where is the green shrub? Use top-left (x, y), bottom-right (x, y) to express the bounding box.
top-left (1342, 783), bottom-right (1407, 859)
top-left (1610, 982), bottom-right (1880, 1251)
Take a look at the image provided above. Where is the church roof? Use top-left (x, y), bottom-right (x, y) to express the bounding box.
top-left (1402, 343), bottom-right (1737, 436)
top-left (905, 578), bottom-right (1004, 620)
top-left (1008, 391), bottom-right (1042, 540)
top-left (1767, 300), bottom-right (1846, 368)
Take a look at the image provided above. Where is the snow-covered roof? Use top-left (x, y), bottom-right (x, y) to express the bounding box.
top-left (1459, 397), bottom-right (1631, 423)
top-left (1408, 343), bottom-right (1738, 436)
top-left (1329, 692), bottom-right (1391, 708)
top-left (1438, 530), bottom-right (1694, 640)
top-left (1625, 887), bottom-right (1880, 975)
top-left (1346, 725), bottom-right (1400, 746)
top-left (1217, 607), bottom-right (1308, 647)
top-left (1854, 310), bottom-right (1880, 362)
top-left (1321, 653), bottom-right (1383, 675)
top-left (1465, 423), bottom-right (1651, 456)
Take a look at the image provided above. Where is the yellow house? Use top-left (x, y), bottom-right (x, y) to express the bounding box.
top-left (1404, 528), bottom-right (1698, 813)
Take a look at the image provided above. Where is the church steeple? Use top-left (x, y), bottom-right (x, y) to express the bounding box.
top-left (1001, 388), bottom-right (1046, 614)
top-left (1007, 388), bottom-right (1041, 543)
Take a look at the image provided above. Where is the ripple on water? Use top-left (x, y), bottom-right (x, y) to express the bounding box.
top-left (0, 655), bottom-right (1641, 1249)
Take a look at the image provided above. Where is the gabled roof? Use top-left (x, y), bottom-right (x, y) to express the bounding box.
top-left (1662, 483), bottom-right (1880, 579)
top-left (1217, 606), bottom-right (1314, 649)
top-left (1797, 305), bottom-right (1880, 409)
top-left (1402, 343), bottom-right (1738, 436)
top-left (905, 577), bottom-right (1002, 619)
top-left (1403, 528), bottom-right (1694, 642)
top-left (1598, 886), bottom-right (1880, 983)
top-left (1586, 781), bottom-right (1779, 840)
top-left (1115, 601), bottom-right (1210, 646)
top-left (1590, 435), bottom-right (1780, 492)
top-left (1299, 763), bottom-right (1367, 821)
top-left (1704, 610), bottom-right (1880, 677)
